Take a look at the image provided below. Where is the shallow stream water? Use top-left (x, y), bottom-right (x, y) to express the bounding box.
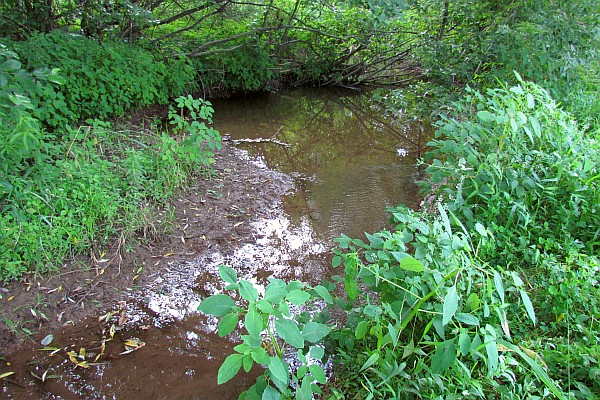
top-left (2, 88), bottom-right (428, 399)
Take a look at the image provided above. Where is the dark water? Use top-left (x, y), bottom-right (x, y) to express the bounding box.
top-left (212, 87), bottom-right (427, 240)
top-left (1, 88), bottom-right (428, 399)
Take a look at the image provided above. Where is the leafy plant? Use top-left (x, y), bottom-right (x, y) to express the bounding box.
top-left (198, 265), bottom-right (333, 400)
top-left (327, 204), bottom-right (563, 399)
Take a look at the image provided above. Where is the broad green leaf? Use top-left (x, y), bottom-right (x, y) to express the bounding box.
top-left (245, 308), bottom-right (264, 338)
top-left (442, 286), bottom-right (459, 325)
top-left (198, 294), bottom-right (236, 317)
top-left (239, 280), bottom-right (259, 301)
top-left (309, 346), bottom-right (324, 359)
top-left (458, 329), bottom-right (471, 356)
top-left (477, 110), bottom-right (496, 123)
top-left (243, 354), bottom-right (254, 372)
top-left (332, 255), bottom-right (342, 267)
top-left (41, 334), bottom-right (54, 346)
top-left (262, 385), bottom-right (281, 400)
top-left (355, 320), bottom-right (369, 339)
top-left (455, 313), bottom-right (479, 326)
top-left (267, 357), bottom-right (289, 387)
top-left (285, 290), bottom-right (310, 306)
top-left (218, 312), bottom-right (239, 337)
top-left (219, 265), bottom-right (238, 284)
top-left (218, 353), bottom-right (243, 384)
top-left (309, 364), bottom-right (327, 384)
top-left (264, 286), bottom-right (287, 303)
top-left (519, 289), bottom-right (536, 325)
top-left (466, 292), bottom-right (480, 311)
top-left (313, 285), bottom-right (333, 304)
top-left (474, 222), bottom-right (487, 237)
top-left (360, 352), bottom-right (379, 372)
top-left (302, 322), bottom-right (331, 343)
top-left (399, 255), bottom-right (424, 272)
top-left (256, 299), bottom-right (274, 313)
top-left (431, 339), bottom-right (457, 374)
top-left (296, 376), bottom-right (313, 400)
top-left (275, 318), bottom-right (304, 348)
top-left (530, 116), bottom-right (541, 139)
top-left (251, 347), bottom-right (271, 365)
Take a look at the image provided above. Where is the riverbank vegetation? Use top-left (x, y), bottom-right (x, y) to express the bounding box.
top-left (1, 0), bottom-right (599, 398)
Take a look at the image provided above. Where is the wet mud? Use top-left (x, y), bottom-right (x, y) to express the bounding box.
top-left (1, 144), bottom-right (300, 399)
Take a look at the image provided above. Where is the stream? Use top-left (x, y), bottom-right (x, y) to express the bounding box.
top-left (1, 87), bottom-right (428, 399)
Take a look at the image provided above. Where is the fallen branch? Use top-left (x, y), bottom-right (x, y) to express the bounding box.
top-left (223, 135), bottom-right (291, 147)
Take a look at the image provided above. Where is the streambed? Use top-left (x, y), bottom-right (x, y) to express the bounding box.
top-left (1, 88), bottom-right (427, 399)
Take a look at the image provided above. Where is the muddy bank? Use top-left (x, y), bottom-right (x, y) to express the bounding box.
top-left (0, 143), bottom-right (296, 395)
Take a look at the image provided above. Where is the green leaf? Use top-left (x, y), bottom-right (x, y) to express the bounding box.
top-left (256, 299), bottom-right (274, 313)
top-left (309, 346), bottom-right (324, 359)
top-left (360, 352), bottom-right (379, 372)
top-left (431, 339), bottom-right (457, 374)
top-left (458, 329), bottom-right (471, 356)
top-left (267, 357), bottom-right (289, 387)
top-left (332, 255), bottom-right (342, 267)
top-left (41, 334), bottom-right (54, 346)
top-left (493, 272), bottom-right (505, 304)
top-left (355, 320), bottom-right (369, 339)
top-left (218, 312), bottom-right (239, 337)
top-left (286, 289), bottom-right (311, 306)
top-left (399, 255), bottom-right (424, 272)
top-left (302, 322), bottom-right (331, 343)
top-left (275, 318), bottom-right (304, 348)
top-left (264, 286), bottom-right (287, 303)
top-left (251, 347), bottom-right (271, 366)
top-left (437, 203), bottom-right (452, 234)
top-left (245, 308), bottom-right (264, 338)
top-left (218, 353), bottom-right (243, 384)
top-left (240, 280), bottom-right (259, 301)
top-left (477, 110), bottom-right (496, 123)
top-left (344, 275), bottom-right (358, 300)
top-left (466, 293), bottom-right (480, 311)
top-left (243, 354), bottom-right (254, 372)
top-left (262, 385), bottom-right (281, 400)
top-left (455, 313), bottom-right (479, 326)
top-left (442, 286), bottom-right (459, 325)
top-left (309, 364), bottom-right (327, 384)
top-left (219, 265), bottom-right (238, 284)
top-left (313, 285), bottom-right (333, 304)
top-left (198, 294), bottom-right (236, 317)
top-left (519, 289), bottom-right (536, 326)
top-left (297, 376), bottom-right (313, 400)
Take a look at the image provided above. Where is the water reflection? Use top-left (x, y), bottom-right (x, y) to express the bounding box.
top-left (212, 88), bottom-right (428, 240)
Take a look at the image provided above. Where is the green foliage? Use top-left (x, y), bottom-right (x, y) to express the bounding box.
top-left (4, 32), bottom-right (195, 127)
top-left (425, 75), bottom-right (600, 268)
top-left (327, 204), bottom-right (563, 399)
top-left (0, 43), bottom-right (64, 172)
top-left (198, 265), bottom-right (332, 399)
top-left (0, 91), bottom-right (219, 281)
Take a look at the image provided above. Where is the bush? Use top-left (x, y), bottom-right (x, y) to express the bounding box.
top-left (4, 31), bottom-right (195, 127)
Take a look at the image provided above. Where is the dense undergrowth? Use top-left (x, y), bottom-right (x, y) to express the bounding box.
top-left (0, 38), bottom-right (220, 280)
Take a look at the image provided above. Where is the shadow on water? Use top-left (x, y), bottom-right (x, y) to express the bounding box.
top-left (1, 88), bottom-right (430, 399)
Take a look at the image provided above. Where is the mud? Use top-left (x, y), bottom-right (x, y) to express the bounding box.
top-left (0, 142), bottom-right (296, 398)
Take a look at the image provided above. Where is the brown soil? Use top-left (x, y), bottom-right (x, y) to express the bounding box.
top-left (0, 137), bottom-right (294, 379)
